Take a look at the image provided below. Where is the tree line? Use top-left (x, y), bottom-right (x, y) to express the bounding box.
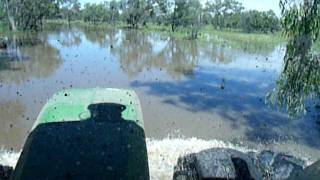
top-left (1, 0), bottom-right (280, 35)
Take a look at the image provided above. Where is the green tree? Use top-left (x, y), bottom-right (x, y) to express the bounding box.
top-left (238, 10), bottom-right (280, 33)
top-left (171, 0), bottom-right (188, 32)
top-left (82, 3), bottom-right (108, 24)
top-left (205, 0), bottom-right (244, 29)
top-left (2, 0), bottom-right (61, 31)
top-left (171, 0), bottom-right (202, 39)
top-left (60, 0), bottom-right (81, 27)
top-left (0, 3), bottom-right (5, 21)
top-left (3, 0), bottom-right (19, 31)
top-left (187, 0), bottom-right (202, 39)
top-left (122, 0), bottom-right (146, 28)
top-left (109, 0), bottom-right (120, 25)
top-left (269, 0), bottom-right (320, 116)
top-left (142, 0), bottom-right (155, 25)
top-left (153, 0), bottom-right (171, 25)
top-left (264, 10), bottom-right (280, 33)
top-left (240, 10), bottom-right (264, 33)
top-left (0, 2), bottom-right (7, 31)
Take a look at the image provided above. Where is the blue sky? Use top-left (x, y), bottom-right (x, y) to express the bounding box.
top-left (238, 0), bottom-right (280, 15)
top-left (79, 0), bottom-right (281, 15)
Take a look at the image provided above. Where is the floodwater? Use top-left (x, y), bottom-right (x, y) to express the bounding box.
top-left (0, 27), bottom-right (320, 174)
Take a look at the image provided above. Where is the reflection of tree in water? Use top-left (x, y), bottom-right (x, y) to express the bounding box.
top-left (81, 28), bottom-right (277, 78)
top-left (156, 38), bottom-right (198, 78)
top-left (82, 28), bottom-right (120, 50)
top-left (1, 33), bottom-right (42, 61)
top-left (82, 28), bottom-right (112, 48)
top-left (55, 29), bottom-right (82, 47)
top-left (106, 29), bottom-right (119, 46)
top-left (0, 100), bottom-right (26, 150)
top-left (112, 30), bottom-right (153, 77)
top-left (199, 42), bottom-right (234, 64)
top-left (111, 30), bottom-right (200, 79)
top-left (0, 33), bottom-right (62, 84)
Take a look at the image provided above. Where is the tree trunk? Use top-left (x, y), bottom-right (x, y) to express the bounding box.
top-left (171, 17), bottom-right (175, 32)
top-left (68, 18), bottom-right (71, 29)
top-left (4, 0), bottom-right (17, 31)
top-left (40, 19), bottom-right (43, 30)
top-left (67, 13), bottom-right (71, 29)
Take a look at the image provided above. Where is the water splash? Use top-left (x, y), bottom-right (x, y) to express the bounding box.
top-left (0, 138), bottom-right (313, 180)
top-left (0, 148), bottom-right (20, 167)
top-left (146, 138), bottom-right (257, 180)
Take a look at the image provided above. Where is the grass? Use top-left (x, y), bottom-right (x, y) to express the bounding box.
top-left (200, 26), bottom-right (285, 54)
top-left (140, 24), bottom-right (285, 53)
top-left (202, 26), bottom-right (283, 44)
top-left (141, 26), bottom-right (185, 40)
top-left (140, 24), bottom-right (284, 43)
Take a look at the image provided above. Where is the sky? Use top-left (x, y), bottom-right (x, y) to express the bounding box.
top-left (238, 0), bottom-right (280, 15)
top-left (79, 0), bottom-right (281, 15)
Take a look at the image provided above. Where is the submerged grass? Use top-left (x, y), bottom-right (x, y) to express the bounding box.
top-left (140, 24), bottom-right (284, 43)
top-left (8, 20), bottom-right (293, 54)
top-left (139, 24), bottom-right (284, 54)
top-left (201, 27), bottom-right (284, 54)
top-left (44, 19), bottom-right (126, 31)
top-left (42, 20), bottom-right (285, 54)
top-left (139, 24), bottom-right (187, 39)
top-left (202, 27), bottom-right (283, 44)
top-left (6, 20), bottom-right (318, 52)
top-left (44, 20), bottom-right (282, 42)
top-left (39, 21), bottom-right (320, 53)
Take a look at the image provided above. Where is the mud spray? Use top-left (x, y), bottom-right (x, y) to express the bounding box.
top-left (1, 137), bottom-right (262, 179)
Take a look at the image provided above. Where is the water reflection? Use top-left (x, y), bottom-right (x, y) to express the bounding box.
top-left (110, 31), bottom-right (219, 79)
top-left (109, 30), bottom-right (277, 79)
top-left (202, 42), bottom-right (234, 64)
top-left (56, 29), bottom-right (82, 47)
top-left (0, 33), bottom-right (62, 84)
top-left (2, 27), bottom-right (318, 160)
top-left (155, 38), bottom-right (198, 78)
top-left (83, 28), bottom-right (113, 48)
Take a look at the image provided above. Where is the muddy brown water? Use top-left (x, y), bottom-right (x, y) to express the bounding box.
top-left (0, 28), bottom-right (320, 162)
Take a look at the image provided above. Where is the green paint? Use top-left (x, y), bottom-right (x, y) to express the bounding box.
top-left (35, 88), bottom-right (144, 129)
top-left (12, 88), bottom-right (149, 179)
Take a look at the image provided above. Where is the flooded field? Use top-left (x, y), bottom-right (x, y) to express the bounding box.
top-left (0, 27), bottom-right (320, 170)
